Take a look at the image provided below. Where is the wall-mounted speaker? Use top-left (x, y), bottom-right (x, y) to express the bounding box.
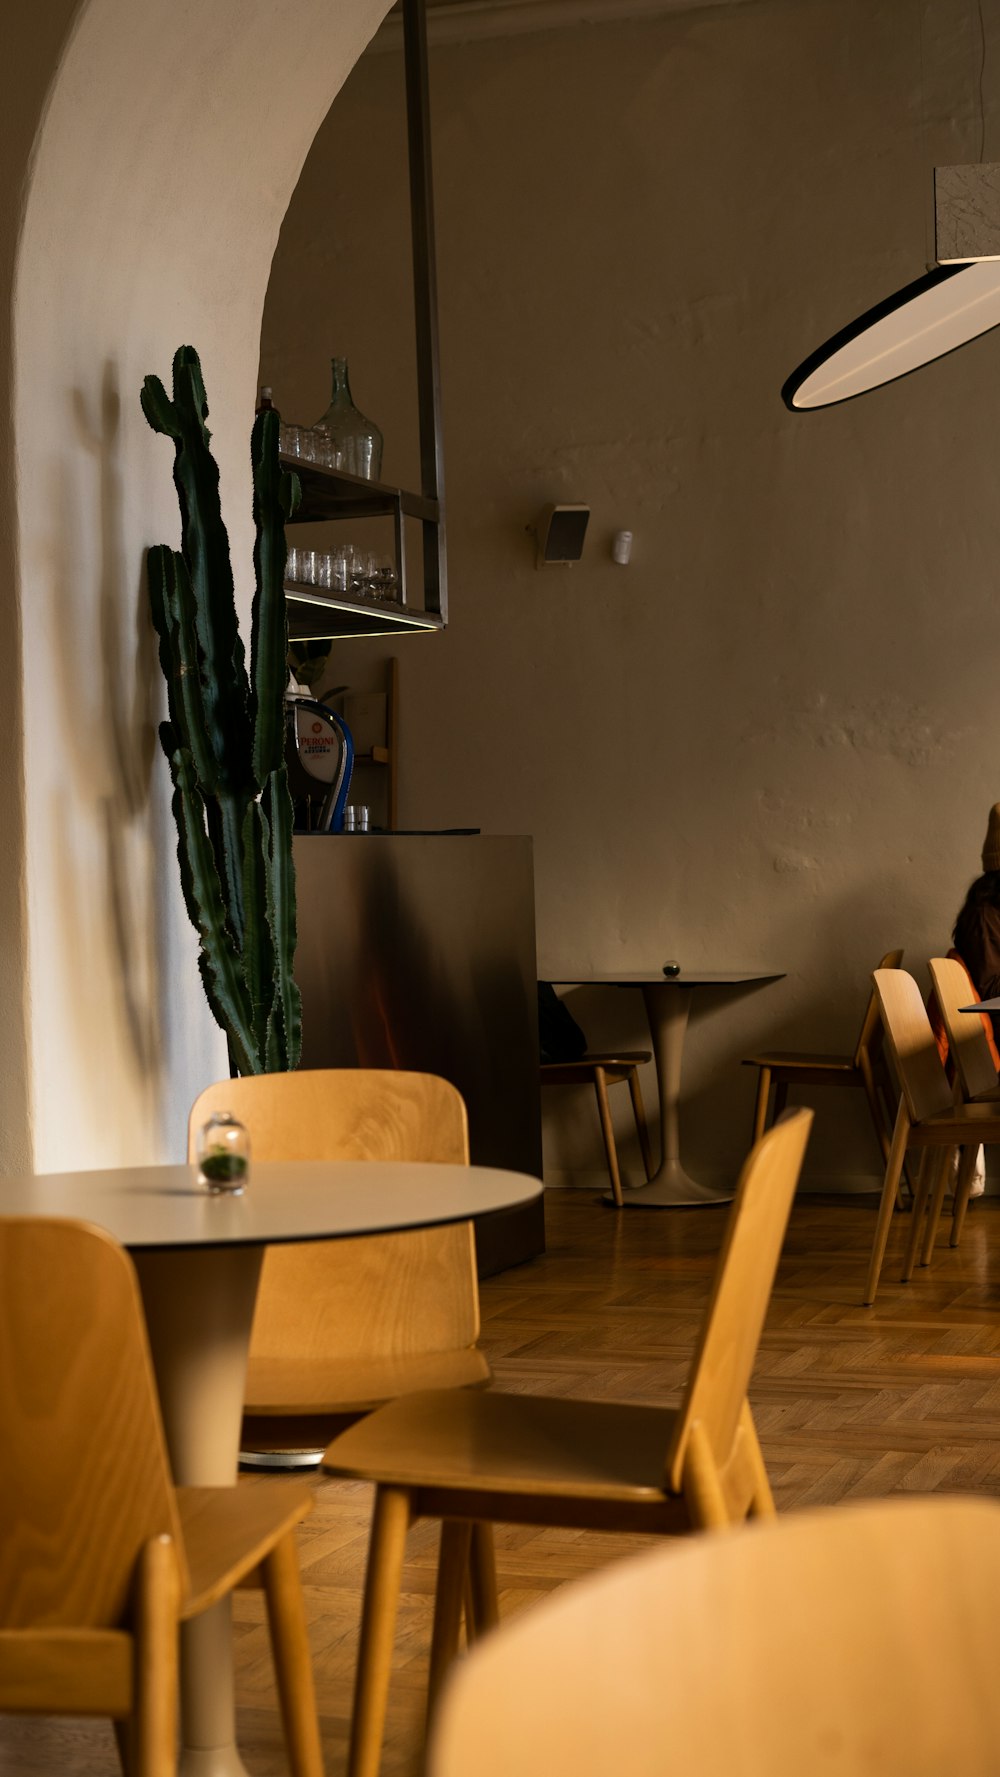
top-left (534, 503), bottom-right (590, 567)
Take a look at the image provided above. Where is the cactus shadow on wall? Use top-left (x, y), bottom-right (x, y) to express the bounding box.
top-left (44, 362), bottom-right (163, 1086)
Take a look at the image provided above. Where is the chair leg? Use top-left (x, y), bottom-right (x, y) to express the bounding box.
top-left (132, 1535), bottom-right (181, 1777)
top-left (919, 1146), bottom-right (954, 1268)
top-left (860, 1049), bottom-right (904, 1205)
top-left (261, 1530), bottom-right (324, 1777)
top-left (952, 1145), bottom-right (979, 1248)
top-left (901, 1151), bottom-right (935, 1281)
top-left (113, 1720), bottom-right (132, 1777)
top-left (593, 1066), bottom-right (624, 1206)
top-left (348, 1485), bottom-right (413, 1777)
top-left (739, 1402), bottom-right (776, 1520)
top-left (681, 1420), bottom-right (730, 1530)
top-left (873, 1055), bottom-right (916, 1203)
top-left (468, 1522), bottom-right (499, 1633)
top-left (462, 1569), bottom-right (477, 1647)
top-left (858, 1048), bottom-right (887, 1162)
top-left (427, 1521), bottom-right (472, 1729)
top-left (461, 1522), bottom-right (499, 1650)
top-left (627, 1067), bottom-right (654, 1182)
top-left (865, 1100), bottom-right (910, 1305)
top-left (751, 1066), bottom-right (772, 1144)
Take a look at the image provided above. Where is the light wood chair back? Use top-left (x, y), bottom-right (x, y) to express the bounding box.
top-left (851, 947), bottom-right (903, 1067)
top-left (928, 955), bottom-right (999, 1101)
top-left (0, 1218), bottom-right (183, 1629)
top-left (873, 968), bottom-right (955, 1123)
top-left (188, 1070), bottom-right (478, 1364)
top-left (665, 1108), bottom-right (811, 1502)
top-left (430, 1496), bottom-right (1000, 1777)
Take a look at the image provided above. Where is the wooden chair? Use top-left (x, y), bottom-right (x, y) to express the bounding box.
top-left (429, 1496), bottom-right (1000, 1777)
top-left (188, 1070), bottom-right (488, 1460)
top-left (0, 1217), bottom-right (322, 1777)
top-left (324, 1107), bottom-right (813, 1777)
top-left (743, 949), bottom-right (904, 1160)
top-left (540, 1050), bottom-right (654, 1205)
top-left (866, 968), bottom-right (1000, 1306)
top-left (928, 954), bottom-right (1000, 1104)
top-left (927, 955), bottom-right (1000, 1249)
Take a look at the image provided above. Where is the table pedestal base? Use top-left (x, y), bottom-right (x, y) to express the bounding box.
top-left (175, 1746), bottom-right (252, 1777)
top-left (605, 982), bottom-right (734, 1209)
top-left (135, 1245), bottom-right (264, 1777)
top-left (603, 1161), bottom-right (733, 1208)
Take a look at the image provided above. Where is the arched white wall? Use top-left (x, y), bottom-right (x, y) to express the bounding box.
top-left (11, 0), bottom-right (389, 1170)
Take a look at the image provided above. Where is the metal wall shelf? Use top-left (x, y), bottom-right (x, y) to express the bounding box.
top-left (285, 577), bottom-right (444, 640)
top-left (281, 0), bottom-right (445, 645)
top-left (283, 458), bottom-right (439, 526)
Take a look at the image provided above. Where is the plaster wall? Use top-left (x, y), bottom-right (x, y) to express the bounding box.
top-left (10, 0), bottom-right (387, 1171)
top-left (261, 0), bottom-right (1000, 1191)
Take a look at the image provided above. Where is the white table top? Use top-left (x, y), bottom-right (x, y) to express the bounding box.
top-left (961, 998), bottom-right (1000, 1013)
top-left (0, 1160), bottom-right (542, 1251)
top-left (547, 971), bottom-right (784, 987)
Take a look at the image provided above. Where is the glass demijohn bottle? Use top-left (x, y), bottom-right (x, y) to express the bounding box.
top-left (197, 1110), bottom-right (251, 1195)
top-left (313, 357), bottom-right (383, 481)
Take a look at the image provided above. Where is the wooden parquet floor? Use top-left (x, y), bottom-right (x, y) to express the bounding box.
top-left (6, 1187), bottom-right (1000, 1775)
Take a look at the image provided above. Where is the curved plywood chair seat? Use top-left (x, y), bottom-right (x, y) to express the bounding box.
top-left (324, 1388), bottom-right (691, 1527)
top-left (540, 1050), bottom-right (651, 1078)
top-left (741, 1049), bottom-right (854, 1072)
top-left (245, 1346), bottom-right (491, 1419)
top-left (175, 1482), bottom-right (313, 1616)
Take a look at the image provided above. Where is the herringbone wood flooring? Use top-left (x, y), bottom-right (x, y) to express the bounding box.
top-left (6, 1188), bottom-right (1000, 1775)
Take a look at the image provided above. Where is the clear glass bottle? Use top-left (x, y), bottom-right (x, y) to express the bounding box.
top-left (197, 1110), bottom-right (250, 1194)
top-left (313, 357), bottom-right (383, 481)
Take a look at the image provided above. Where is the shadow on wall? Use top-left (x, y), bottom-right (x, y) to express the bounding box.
top-left (46, 361), bottom-right (162, 1088)
top-left (675, 870), bottom-right (937, 1190)
top-left (545, 870), bottom-right (930, 1191)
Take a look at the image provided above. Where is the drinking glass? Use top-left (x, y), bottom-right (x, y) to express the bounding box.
top-left (330, 548), bottom-right (349, 594)
top-left (371, 555), bottom-right (398, 602)
top-left (348, 549), bottom-right (372, 597)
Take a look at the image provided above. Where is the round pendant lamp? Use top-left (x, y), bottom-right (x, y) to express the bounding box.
top-left (782, 259), bottom-right (1000, 410)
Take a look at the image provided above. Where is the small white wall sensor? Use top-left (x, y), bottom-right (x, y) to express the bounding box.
top-left (612, 530), bottom-right (633, 565)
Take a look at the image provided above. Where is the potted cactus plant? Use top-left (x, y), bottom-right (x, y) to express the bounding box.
top-left (141, 345), bottom-right (302, 1075)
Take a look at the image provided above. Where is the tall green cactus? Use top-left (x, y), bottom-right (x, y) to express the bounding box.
top-left (141, 345), bottom-right (302, 1074)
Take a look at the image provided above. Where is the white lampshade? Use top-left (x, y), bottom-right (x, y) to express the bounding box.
top-left (783, 261), bottom-right (1000, 409)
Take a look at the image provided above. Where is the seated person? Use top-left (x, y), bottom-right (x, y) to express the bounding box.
top-left (953, 802), bottom-right (1000, 1034)
top-left (936, 803), bottom-right (1000, 1200)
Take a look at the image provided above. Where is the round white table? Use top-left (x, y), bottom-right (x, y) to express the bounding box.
top-left (550, 971), bottom-right (783, 1206)
top-left (6, 1158), bottom-right (542, 1777)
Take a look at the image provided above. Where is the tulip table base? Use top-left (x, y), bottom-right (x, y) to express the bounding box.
top-left (548, 970), bottom-right (783, 1208)
top-left (604, 983), bottom-right (735, 1207)
top-left (135, 1245), bottom-right (264, 1777)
